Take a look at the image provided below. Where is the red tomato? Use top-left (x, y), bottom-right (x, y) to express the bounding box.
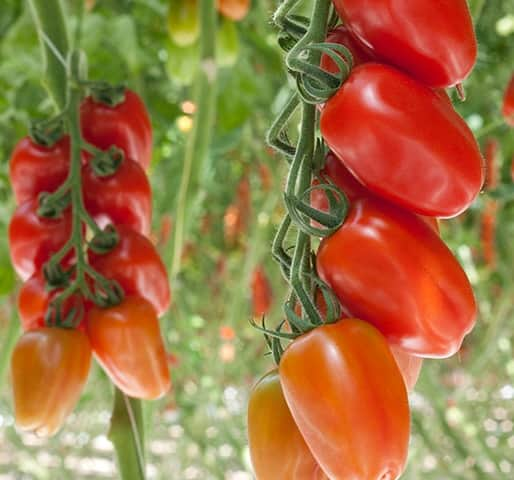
top-left (9, 199), bottom-right (73, 281)
top-left (88, 226), bottom-right (170, 316)
top-left (248, 370), bottom-right (327, 480)
top-left (251, 265), bottom-right (273, 317)
top-left (11, 328), bottom-right (91, 437)
top-left (86, 296), bottom-right (170, 399)
top-left (18, 272), bottom-right (86, 331)
top-left (483, 138), bottom-right (499, 189)
top-left (82, 157), bottom-right (152, 235)
top-left (216, 0), bottom-right (250, 21)
top-left (320, 25), bottom-right (375, 74)
top-left (390, 346), bottom-right (423, 391)
top-left (279, 319), bottom-right (410, 479)
top-left (316, 198), bottom-right (477, 358)
top-left (80, 89), bottom-right (153, 170)
top-left (333, 0), bottom-right (477, 87)
top-left (320, 64), bottom-right (484, 218)
top-left (502, 73), bottom-right (514, 126)
top-left (9, 136), bottom-right (71, 205)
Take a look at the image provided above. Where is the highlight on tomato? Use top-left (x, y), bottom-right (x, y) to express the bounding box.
top-left (86, 296), bottom-right (170, 400)
top-left (316, 197), bottom-right (477, 358)
top-left (320, 63), bottom-right (484, 218)
top-left (502, 72), bottom-right (514, 126)
top-left (11, 328), bottom-right (91, 437)
top-left (248, 370), bottom-right (327, 480)
top-left (279, 318), bottom-right (410, 480)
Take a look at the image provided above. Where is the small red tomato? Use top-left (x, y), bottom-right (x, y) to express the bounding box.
top-left (251, 265), bottom-right (273, 317)
top-left (320, 64), bottom-right (484, 218)
top-left (82, 157), bottom-right (152, 235)
top-left (316, 198), bottom-right (477, 358)
top-left (88, 226), bottom-right (170, 316)
top-left (86, 296), bottom-right (170, 400)
top-left (390, 346), bottom-right (423, 391)
top-left (80, 89), bottom-right (153, 170)
top-left (216, 0), bottom-right (250, 21)
top-left (333, 0), bottom-right (477, 87)
top-left (502, 73), bottom-right (514, 126)
top-left (9, 136), bottom-right (71, 205)
top-left (11, 328), bottom-right (91, 437)
top-left (9, 199), bottom-right (72, 281)
top-left (248, 370), bottom-right (327, 480)
top-left (279, 319), bottom-right (410, 480)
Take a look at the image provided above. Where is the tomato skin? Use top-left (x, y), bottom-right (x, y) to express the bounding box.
top-left (80, 90), bottom-right (152, 170)
top-left (333, 0), bottom-right (477, 87)
top-left (11, 328), bottom-right (91, 437)
top-left (86, 296), bottom-right (170, 400)
top-left (248, 370), bottom-right (327, 480)
top-left (279, 319), bottom-right (410, 480)
top-left (502, 73), bottom-right (514, 126)
top-left (216, 0), bottom-right (250, 21)
top-left (251, 266), bottom-right (273, 317)
top-left (167, 0), bottom-right (199, 47)
top-left (9, 136), bottom-right (71, 205)
top-left (320, 64), bottom-right (484, 218)
top-left (316, 198), bottom-right (476, 358)
top-left (9, 199), bottom-right (73, 281)
top-left (88, 226), bottom-right (170, 316)
top-left (82, 157), bottom-right (152, 235)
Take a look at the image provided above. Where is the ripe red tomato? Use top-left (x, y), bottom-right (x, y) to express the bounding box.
top-left (320, 64), bottom-right (484, 218)
top-left (248, 370), bottom-right (327, 480)
top-left (88, 226), bottom-right (170, 316)
top-left (251, 265), bottom-right (273, 317)
top-left (316, 198), bottom-right (476, 358)
top-left (9, 199), bottom-right (73, 281)
top-left (502, 73), bottom-right (514, 126)
top-left (86, 296), bottom-right (170, 399)
top-left (11, 328), bottom-right (91, 437)
top-left (216, 0), bottom-right (250, 21)
top-left (279, 319), bottom-right (410, 479)
top-left (333, 0), bottom-right (477, 87)
top-left (82, 157), bottom-right (152, 235)
top-left (18, 272), bottom-right (86, 331)
top-left (390, 346), bottom-right (423, 391)
top-left (9, 136), bottom-right (71, 205)
top-left (80, 89), bottom-right (153, 170)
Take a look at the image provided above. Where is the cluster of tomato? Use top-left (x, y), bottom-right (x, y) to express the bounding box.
top-left (249, 2), bottom-right (485, 479)
top-left (8, 88), bottom-right (171, 437)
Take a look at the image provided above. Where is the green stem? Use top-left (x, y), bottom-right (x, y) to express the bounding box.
top-left (28, 0), bottom-right (69, 110)
top-left (0, 308), bottom-right (20, 389)
top-left (170, 0), bottom-right (217, 279)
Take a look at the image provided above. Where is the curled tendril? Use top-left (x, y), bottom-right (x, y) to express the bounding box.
top-left (89, 277), bottom-right (124, 308)
top-left (266, 93), bottom-right (300, 158)
top-left (45, 295), bottom-right (84, 329)
top-left (43, 262), bottom-right (72, 289)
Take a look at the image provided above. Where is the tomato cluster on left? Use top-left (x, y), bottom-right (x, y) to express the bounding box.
top-left (8, 88), bottom-right (171, 437)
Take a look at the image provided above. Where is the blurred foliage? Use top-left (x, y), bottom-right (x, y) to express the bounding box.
top-left (0, 0), bottom-right (513, 479)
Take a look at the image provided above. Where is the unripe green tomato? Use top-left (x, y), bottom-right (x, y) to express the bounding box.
top-left (216, 18), bottom-right (239, 67)
top-left (167, 0), bottom-right (199, 47)
top-left (166, 40), bottom-right (199, 86)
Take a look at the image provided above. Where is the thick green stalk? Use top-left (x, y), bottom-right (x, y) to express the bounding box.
top-left (171, 0), bottom-right (217, 278)
top-left (28, 0), bottom-right (69, 110)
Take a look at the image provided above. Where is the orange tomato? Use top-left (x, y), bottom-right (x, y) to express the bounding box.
top-left (216, 0), bottom-right (250, 21)
top-left (11, 328), bottom-right (91, 437)
top-left (86, 296), bottom-right (170, 400)
top-left (251, 265), bottom-right (273, 317)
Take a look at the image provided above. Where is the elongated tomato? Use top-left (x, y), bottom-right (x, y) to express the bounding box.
top-left (316, 198), bottom-right (477, 358)
top-left (320, 64), bottom-right (484, 218)
top-left (248, 370), bottom-right (327, 480)
top-left (280, 319), bottom-right (410, 480)
top-left (333, 0), bottom-right (477, 87)
top-left (502, 73), bottom-right (514, 126)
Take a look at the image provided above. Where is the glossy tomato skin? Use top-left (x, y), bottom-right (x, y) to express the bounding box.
top-left (11, 328), bottom-right (91, 437)
top-left (502, 73), bottom-right (514, 126)
top-left (333, 0), bottom-right (477, 87)
top-left (9, 199), bottom-right (72, 281)
top-left (320, 64), bottom-right (484, 218)
top-left (88, 226), bottom-right (170, 316)
top-left (317, 198), bottom-right (477, 358)
top-left (216, 0), bottom-right (250, 21)
top-left (9, 136), bottom-right (71, 205)
top-left (280, 319), bottom-right (410, 480)
top-left (82, 157), bottom-right (152, 235)
top-left (86, 296), bottom-right (170, 399)
top-left (248, 370), bottom-right (327, 480)
top-left (80, 89), bottom-right (152, 170)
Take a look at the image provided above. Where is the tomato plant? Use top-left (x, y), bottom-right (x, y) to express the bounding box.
top-left (80, 89), bottom-right (153, 170)
top-left (167, 0), bottom-right (199, 47)
top-left (248, 370), bottom-right (327, 480)
top-left (216, 0), bottom-right (250, 22)
top-left (279, 319), bottom-right (410, 480)
top-left (82, 156), bottom-right (152, 235)
top-left (10, 328), bottom-right (91, 437)
top-left (316, 198), bottom-right (477, 358)
top-left (320, 63), bottom-right (484, 218)
top-left (86, 296), bottom-right (170, 400)
top-left (88, 225), bottom-right (171, 316)
top-left (502, 72), bottom-right (514, 126)
top-left (332, 0), bottom-right (477, 87)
